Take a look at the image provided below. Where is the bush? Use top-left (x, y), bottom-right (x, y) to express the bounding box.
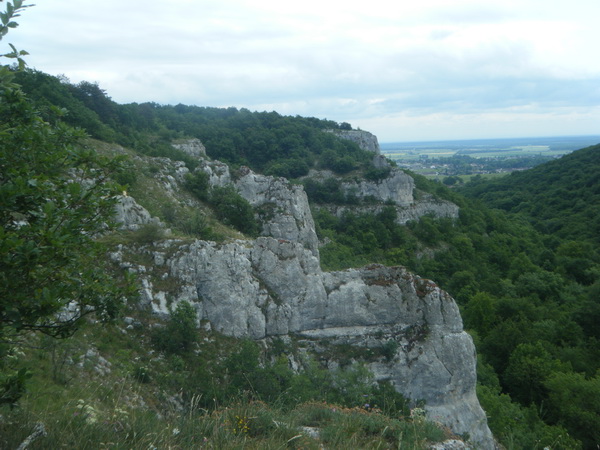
top-left (129, 222), bottom-right (165, 245)
top-left (210, 186), bottom-right (259, 236)
top-left (184, 170), bottom-right (210, 201)
top-left (151, 301), bottom-right (198, 355)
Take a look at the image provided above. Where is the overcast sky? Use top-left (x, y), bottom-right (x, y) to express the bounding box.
top-left (7, 0), bottom-right (600, 142)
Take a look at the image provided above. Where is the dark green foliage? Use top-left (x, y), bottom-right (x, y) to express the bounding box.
top-left (129, 223), bottom-right (165, 245)
top-left (477, 385), bottom-right (581, 449)
top-left (0, 367), bottom-right (31, 408)
top-left (151, 301), bottom-right (198, 355)
top-left (264, 158), bottom-right (310, 178)
top-left (458, 144), bottom-right (600, 244)
top-left (316, 207), bottom-right (416, 270)
top-left (183, 170), bottom-right (210, 201)
top-left (545, 371), bottom-right (600, 449)
top-left (182, 171), bottom-right (259, 236)
top-left (15, 70), bottom-right (377, 178)
top-left (6, 18), bottom-right (600, 446)
top-left (313, 158), bottom-right (600, 447)
top-left (364, 165), bottom-right (392, 181)
top-left (0, 75), bottom-right (129, 341)
top-left (303, 178), bottom-right (365, 205)
top-left (179, 211), bottom-right (216, 240)
top-left (210, 186), bottom-right (259, 236)
top-left (502, 342), bottom-right (571, 406)
top-left (1, 9), bottom-right (133, 408)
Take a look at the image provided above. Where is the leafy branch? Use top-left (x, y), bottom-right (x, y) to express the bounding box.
top-left (1, 0), bottom-right (33, 69)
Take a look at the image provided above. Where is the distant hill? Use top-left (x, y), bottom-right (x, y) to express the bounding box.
top-left (14, 69), bottom-right (375, 179)
top-left (458, 143), bottom-right (600, 244)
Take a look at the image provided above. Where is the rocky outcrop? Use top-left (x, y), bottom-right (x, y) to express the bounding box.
top-left (172, 138), bottom-right (206, 158)
top-left (112, 137), bottom-right (492, 447)
top-left (235, 167), bottom-right (319, 255)
top-left (326, 129), bottom-right (381, 154)
top-left (307, 168), bottom-right (415, 207)
top-left (345, 170), bottom-right (415, 206)
top-left (114, 195), bottom-right (164, 230)
top-left (396, 194), bottom-right (460, 224)
top-left (320, 198), bottom-right (460, 226)
top-left (114, 236), bottom-right (493, 448)
top-left (196, 158), bottom-right (232, 187)
top-left (307, 169), bottom-right (458, 223)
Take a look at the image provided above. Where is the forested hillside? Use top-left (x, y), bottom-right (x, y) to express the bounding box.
top-left (4, 65), bottom-right (600, 449)
top-left (2, 67), bottom-right (452, 448)
top-left (458, 144), bottom-right (600, 244)
top-left (13, 69), bottom-right (377, 179)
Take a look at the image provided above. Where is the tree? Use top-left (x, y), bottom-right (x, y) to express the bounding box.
top-left (210, 185), bottom-right (259, 236)
top-left (545, 371), bottom-right (600, 448)
top-left (151, 301), bottom-right (198, 354)
top-left (1, 1), bottom-right (131, 405)
top-left (502, 342), bottom-right (570, 406)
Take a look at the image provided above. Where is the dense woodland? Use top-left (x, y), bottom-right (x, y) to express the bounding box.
top-left (2, 23), bottom-right (600, 448)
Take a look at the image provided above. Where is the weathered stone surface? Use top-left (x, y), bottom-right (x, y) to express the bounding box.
top-left (122, 236), bottom-right (493, 448)
top-left (172, 138), bottom-right (206, 158)
top-left (114, 195), bottom-right (163, 230)
top-left (395, 194), bottom-right (461, 224)
top-left (307, 168), bottom-right (415, 206)
top-left (343, 169), bottom-right (415, 206)
top-left (318, 195), bottom-right (459, 226)
top-left (235, 167), bottom-right (320, 254)
top-left (325, 129), bottom-right (381, 154)
top-left (195, 158), bottom-right (232, 187)
top-left (112, 137), bottom-right (493, 448)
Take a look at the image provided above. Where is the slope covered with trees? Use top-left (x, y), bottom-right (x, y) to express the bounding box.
top-left (13, 69), bottom-right (377, 179)
top-left (9, 66), bottom-right (600, 448)
top-left (458, 143), bottom-right (600, 244)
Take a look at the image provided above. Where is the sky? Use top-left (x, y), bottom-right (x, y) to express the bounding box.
top-left (6, 0), bottom-right (600, 142)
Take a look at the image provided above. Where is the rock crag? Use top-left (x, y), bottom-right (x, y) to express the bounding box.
top-left (113, 137), bottom-right (494, 448)
top-left (325, 129), bottom-right (381, 154)
top-left (114, 233), bottom-right (493, 448)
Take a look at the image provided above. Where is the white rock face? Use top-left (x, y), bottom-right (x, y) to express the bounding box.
top-left (125, 236), bottom-right (493, 448)
top-left (235, 167), bottom-right (319, 254)
top-left (172, 138), bottom-right (206, 158)
top-left (114, 195), bottom-right (163, 230)
top-left (343, 169), bottom-right (415, 206)
top-left (395, 194), bottom-right (461, 224)
top-left (114, 138), bottom-right (494, 448)
top-left (197, 159), bottom-right (232, 187)
top-left (325, 129), bottom-right (381, 154)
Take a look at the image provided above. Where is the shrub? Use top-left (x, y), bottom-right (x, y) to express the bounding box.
top-left (210, 186), bottom-right (259, 236)
top-left (151, 301), bottom-right (198, 355)
top-left (130, 222), bottom-right (165, 245)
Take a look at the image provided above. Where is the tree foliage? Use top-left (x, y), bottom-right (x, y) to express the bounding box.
top-left (1, 3), bottom-right (132, 406)
top-left (14, 70), bottom-right (377, 177)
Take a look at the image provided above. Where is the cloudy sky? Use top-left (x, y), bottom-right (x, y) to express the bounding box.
top-left (7, 0), bottom-right (600, 142)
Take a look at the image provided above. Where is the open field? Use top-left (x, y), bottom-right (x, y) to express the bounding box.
top-left (381, 135), bottom-right (600, 161)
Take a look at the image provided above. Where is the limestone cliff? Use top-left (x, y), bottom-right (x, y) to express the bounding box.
top-left (112, 231), bottom-right (493, 447)
top-left (308, 129), bottom-right (459, 222)
top-left (325, 129), bottom-right (381, 155)
top-left (112, 137), bottom-right (495, 447)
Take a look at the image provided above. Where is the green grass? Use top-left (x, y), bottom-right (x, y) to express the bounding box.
top-left (0, 313), bottom-right (454, 449)
top-left (1, 398), bottom-right (450, 449)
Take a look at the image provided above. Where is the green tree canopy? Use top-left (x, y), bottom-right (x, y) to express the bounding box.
top-left (1, 1), bottom-right (132, 405)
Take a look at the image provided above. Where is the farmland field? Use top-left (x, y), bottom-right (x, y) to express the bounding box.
top-left (380, 135), bottom-right (600, 161)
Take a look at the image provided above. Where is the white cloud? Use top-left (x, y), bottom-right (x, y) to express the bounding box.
top-left (6, 0), bottom-right (600, 141)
